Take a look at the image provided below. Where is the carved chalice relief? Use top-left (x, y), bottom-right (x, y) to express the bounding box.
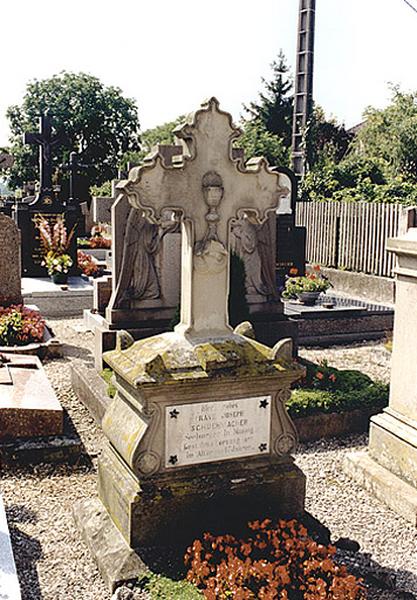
top-left (194, 171), bottom-right (228, 274)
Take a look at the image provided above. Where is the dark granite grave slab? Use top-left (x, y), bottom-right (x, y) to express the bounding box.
top-left (284, 294), bottom-right (394, 345)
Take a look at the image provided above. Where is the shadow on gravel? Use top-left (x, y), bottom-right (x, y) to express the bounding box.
top-left (6, 506), bottom-right (43, 600)
top-left (296, 432), bottom-right (369, 456)
top-left (336, 548), bottom-right (417, 600)
top-left (303, 511), bottom-right (417, 599)
top-left (56, 343), bottom-right (94, 363)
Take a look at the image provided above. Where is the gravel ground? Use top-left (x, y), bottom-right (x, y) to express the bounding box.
top-left (1, 318), bottom-right (416, 600)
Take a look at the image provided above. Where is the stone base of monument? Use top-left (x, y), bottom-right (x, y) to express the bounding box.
top-left (85, 308), bottom-right (300, 370)
top-left (74, 455), bottom-right (306, 592)
top-left (343, 409), bottom-right (417, 526)
top-left (22, 276), bottom-right (93, 318)
top-left (98, 444), bottom-right (306, 548)
top-left (83, 309), bottom-right (177, 371)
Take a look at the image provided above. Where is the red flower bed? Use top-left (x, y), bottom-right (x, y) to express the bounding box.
top-left (0, 305), bottom-right (45, 346)
top-left (185, 519), bottom-right (366, 599)
top-left (77, 250), bottom-right (101, 277)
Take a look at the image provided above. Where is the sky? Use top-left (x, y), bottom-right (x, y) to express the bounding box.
top-left (1, 0), bottom-right (417, 147)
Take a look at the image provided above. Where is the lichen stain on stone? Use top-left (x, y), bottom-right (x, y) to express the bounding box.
top-left (103, 331), bottom-right (303, 389)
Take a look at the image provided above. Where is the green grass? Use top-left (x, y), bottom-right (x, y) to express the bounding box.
top-left (100, 368), bottom-right (116, 398)
top-left (139, 574), bottom-right (203, 599)
top-left (287, 358), bottom-right (389, 418)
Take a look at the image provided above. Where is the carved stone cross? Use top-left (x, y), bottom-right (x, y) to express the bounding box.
top-left (119, 98), bottom-right (291, 338)
top-left (61, 151), bottom-right (89, 205)
top-left (23, 111), bottom-right (62, 197)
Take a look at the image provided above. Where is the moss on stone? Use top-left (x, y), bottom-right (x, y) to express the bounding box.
top-left (104, 331), bottom-right (303, 389)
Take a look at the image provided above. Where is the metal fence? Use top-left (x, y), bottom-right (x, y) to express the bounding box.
top-left (296, 201), bottom-right (417, 278)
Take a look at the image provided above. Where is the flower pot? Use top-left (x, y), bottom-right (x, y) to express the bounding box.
top-left (296, 291), bottom-right (321, 306)
top-left (51, 272), bottom-right (68, 285)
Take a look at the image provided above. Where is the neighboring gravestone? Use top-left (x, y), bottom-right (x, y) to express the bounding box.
top-left (0, 214), bottom-right (22, 306)
top-left (0, 494), bottom-right (21, 600)
top-left (275, 169), bottom-right (306, 286)
top-left (74, 98), bottom-right (305, 589)
top-left (14, 112), bottom-right (78, 276)
top-left (344, 227), bottom-right (417, 524)
top-left (0, 353), bottom-right (63, 440)
top-left (91, 180), bottom-right (119, 225)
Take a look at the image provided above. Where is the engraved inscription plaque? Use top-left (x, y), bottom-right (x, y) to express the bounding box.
top-left (165, 396), bottom-right (271, 468)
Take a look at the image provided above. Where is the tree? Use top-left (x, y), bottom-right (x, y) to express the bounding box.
top-left (120, 115), bottom-right (186, 169)
top-left (235, 119), bottom-right (290, 168)
top-left (305, 106), bottom-right (353, 169)
top-left (243, 50), bottom-right (293, 147)
top-left (354, 87), bottom-right (417, 182)
top-left (6, 72), bottom-right (140, 191)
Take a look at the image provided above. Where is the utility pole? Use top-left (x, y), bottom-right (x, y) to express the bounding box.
top-left (291, 0), bottom-right (316, 178)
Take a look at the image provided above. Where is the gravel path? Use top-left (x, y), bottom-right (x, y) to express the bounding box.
top-left (1, 319), bottom-right (416, 599)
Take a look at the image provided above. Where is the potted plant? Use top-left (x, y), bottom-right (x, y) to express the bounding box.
top-left (282, 265), bottom-right (331, 305)
top-left (34, 215), bottom-right (75, 284)
top-left (43, 252), bottom-right (73, 283)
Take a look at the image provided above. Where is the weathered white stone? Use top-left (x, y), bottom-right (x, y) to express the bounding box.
top-left (165, 395), bottom-right (272, 467)
top-left (121, 97), bottom-right (290, 338)
top-left (344, 227), bottom-right (417, 524)
top-left (76, 100), bottom-right (305, 582)
top-left (0, 494), bottom-right (21, 600)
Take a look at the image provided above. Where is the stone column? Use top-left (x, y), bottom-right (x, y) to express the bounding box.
top-left (344, 228), bottom-right (417, 525)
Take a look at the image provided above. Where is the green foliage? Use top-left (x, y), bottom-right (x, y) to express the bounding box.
top-left (120, 115), bottom-right (186, 168)
top-left (243, 50), bottom-right (293, 147)
top-left (90, 180), bottom-right (112, 197)
top-left (356, 87), bottom-right (417, 182)
top-left (288, 383), bottom-right (389, 419)
top-left (0, 306), bottom-right (45, 346)
top-left (6, 71), bottom-right (140, 189)
top-left (235, 119), bottom-right (290, 168)
top-left (228, 253), bottom-right (250, 327)
top-left (139, 573), bottom-right (203, 599)
top-left (0, 310), bottom-right (24, 346)
top-left (287, 359), bottom-right (389, 418)
top-left (282, 267), bottom-right (331, 299)
top-left (302, 87), bottom-right (417, 204)
top-left (101, 368), bottom-right (116, 398)
top-left (306, 106), bottom-right (353, 169)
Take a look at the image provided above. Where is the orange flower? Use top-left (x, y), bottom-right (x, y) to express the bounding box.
top-left (316, 371), bottom-right (324, 380)
top-left (329, 373), bottom-right (337, 382)
top-left (289, 267), bottom-right (298, 275)
top-left (313, 264), bottom-right (321, 271)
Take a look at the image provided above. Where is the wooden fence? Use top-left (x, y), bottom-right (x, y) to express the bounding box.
top-left (295, 201), bottom-right (416, 278)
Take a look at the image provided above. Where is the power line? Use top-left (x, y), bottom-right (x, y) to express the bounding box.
top-left (402, 0), bottom-right (417, 14)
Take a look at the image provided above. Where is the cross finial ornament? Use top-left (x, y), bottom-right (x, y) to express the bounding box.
top-left (118, 98), bottom-right (291, 339)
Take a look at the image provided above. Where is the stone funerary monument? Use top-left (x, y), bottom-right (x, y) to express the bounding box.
top-left (75, 98), bottom-right (305, 589)
top-left (90, 139), bottom-right (299, 369)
